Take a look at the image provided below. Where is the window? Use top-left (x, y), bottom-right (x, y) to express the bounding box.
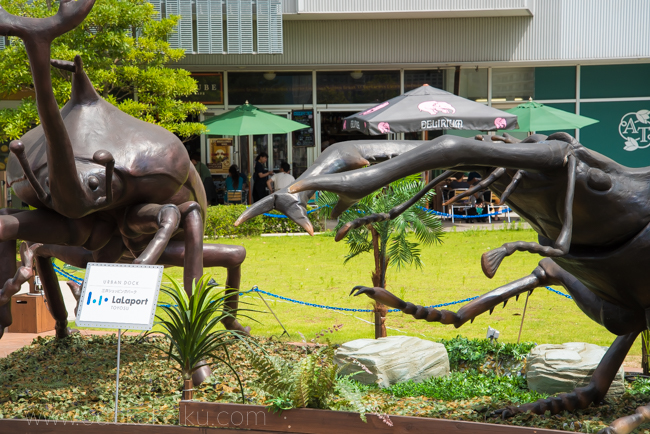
top-left (317, 71), bottom-right (400, 104)
top-left (228, 72), bottom-right (312, 105)
top-left (492, 67), bottom-right (535, 102)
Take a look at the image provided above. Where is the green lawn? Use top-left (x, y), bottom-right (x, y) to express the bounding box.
top-left (63, 228), bottom-right (639, 355)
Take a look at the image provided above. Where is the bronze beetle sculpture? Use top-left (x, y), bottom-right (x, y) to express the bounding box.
top-left (239, 133), bottom-right (650, 434)
top-left (0, 0), bottom-right (248, 386)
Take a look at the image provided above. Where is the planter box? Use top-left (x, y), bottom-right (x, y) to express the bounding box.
top-left (179, 401), bottom-right (566, 434)
top-left (0, 419), bottom-right (273, 433)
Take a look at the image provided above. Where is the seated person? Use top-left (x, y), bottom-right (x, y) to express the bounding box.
top-left (466, 197), bottom-right (489, 223)
top-left (226, 165), bottom-right (246, 191)
top-left (449, 172), bottom-right (469, 189)
top-left (467, 172), bottom-right (481, 186)
top-left (267, 162), bottom-right (296, 193)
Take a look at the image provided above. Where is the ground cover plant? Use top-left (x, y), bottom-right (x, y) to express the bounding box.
top-left (60, 228), bottom-right (642, 356)
top-left (2, 333), bottom-right (650, 433)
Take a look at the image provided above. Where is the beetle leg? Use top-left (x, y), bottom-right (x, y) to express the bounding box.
top-left (497, 332), bottom-right (639, 421)
top-left (481, 154), bottom-right (576, 278)
top-left (123, 204), bottom-right (181, 265)
top-left (350, 263), bottom-right (546, 327)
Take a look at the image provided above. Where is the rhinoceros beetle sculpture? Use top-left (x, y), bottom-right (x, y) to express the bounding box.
top-left (238, 133), bottom-right (650, 434)
top-left (0, 0), bottom-right (248, 379)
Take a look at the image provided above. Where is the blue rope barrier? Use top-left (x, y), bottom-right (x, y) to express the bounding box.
top-left (545, 286), bottom-right (572, 299)
top-left (262, 206), bottom-right (325, 218)
top-left (52, 262), bottom-right (83, 285)
top-left (51, 262), bottom-right (572, 308)
top-left (243, 286), bottom-right (481, 313)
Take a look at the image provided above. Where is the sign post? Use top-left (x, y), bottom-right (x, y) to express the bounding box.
top-left (75, 263), bottom-right (164, 423)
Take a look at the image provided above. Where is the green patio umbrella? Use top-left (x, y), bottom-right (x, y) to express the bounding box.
top-left (203, 102), bottom-right (309, 135)
top-left (505, 101), bottom-right (599, 132)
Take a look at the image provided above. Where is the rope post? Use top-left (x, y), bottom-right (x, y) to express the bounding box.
top-left (517, 292), bottom-right (530, 344)
top-left (256, 291), bottom-right (291, 338)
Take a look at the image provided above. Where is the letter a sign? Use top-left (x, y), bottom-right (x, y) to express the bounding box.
top-left (76, 263), bottom-right (164, 330)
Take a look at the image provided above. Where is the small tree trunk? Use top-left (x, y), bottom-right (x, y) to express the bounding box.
top-left (183, 379), bottom-right (194, 400)
top-left (369, 225), bottom-right (388, 339)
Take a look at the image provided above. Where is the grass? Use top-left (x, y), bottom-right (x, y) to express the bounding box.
top-left (60, 227), bottom-right (641, 355)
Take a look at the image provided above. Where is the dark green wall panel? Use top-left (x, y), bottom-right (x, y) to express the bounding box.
top-left (535, 67), bottom-right (576, 100)
top-left (581, 64), bottom-right (650, 99)
top-left (580, 101), bottom-right (650, 167)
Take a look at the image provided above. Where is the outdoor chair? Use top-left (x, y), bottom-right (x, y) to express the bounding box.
top-left (448, 188), bottom-right (474, 223)
top-left (225, 190), bottom-right (245, 205)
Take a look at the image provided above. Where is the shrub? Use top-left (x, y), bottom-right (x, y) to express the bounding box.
top-left (204, 205), bottom-right (324, 238)
top-left (439, 336), bottom-right (536, 373)
top-left (386, 371), bottom-right (547, 403)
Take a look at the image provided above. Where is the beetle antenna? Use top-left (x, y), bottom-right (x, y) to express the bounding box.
top-left (93, 150), bottom-right (115, 207)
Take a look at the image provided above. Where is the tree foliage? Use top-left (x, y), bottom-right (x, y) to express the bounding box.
top-left (317, 174), bottom-right (444, 285)
top-left (0, 0), bottom-right (206, 144)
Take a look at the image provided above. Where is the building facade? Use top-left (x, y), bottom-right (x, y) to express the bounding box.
top-left (4, 0), bottom-right (649, 178)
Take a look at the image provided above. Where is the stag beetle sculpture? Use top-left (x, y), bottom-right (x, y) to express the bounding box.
top-left (0, 0), bottom-right (248, 384)
top-left (238, 133), bottom-right (650, 434)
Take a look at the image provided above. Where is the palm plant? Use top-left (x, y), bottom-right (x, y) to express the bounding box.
top-left (150, 274), bottom-right (250, 401)
top-left (317, 174), bottom-right (444, 338)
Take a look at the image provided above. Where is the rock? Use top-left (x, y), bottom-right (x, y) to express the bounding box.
top-left (334, 336), bottom-right (449, 388)
top-left (526, 342), bottom-right (625, 397)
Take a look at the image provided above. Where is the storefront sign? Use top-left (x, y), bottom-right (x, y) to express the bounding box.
top-left (209, 138), bottom-right (232, 174)
top-left (293, 110), bottom-right (315, 147)
top-left (75, 263), bottom-right (163, 330)
top-left (619, 109), bottom-right (650, 151)
top-left (187, 73), bottom-right (224, 104)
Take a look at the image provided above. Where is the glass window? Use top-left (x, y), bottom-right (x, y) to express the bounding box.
top-left (228, 72), bottom-right (312, 106)
top-left (292, 146), bottom-right (308, 178)
top-left (272, 134), bottom-right (288, 171)
top-left (252, 135), bottom-right (268, 160)
top-left (458, 68), bottom-right (488, 101)
top-left (492, 67), bottom-right (535, 102)
top-left (317, 71), bottom-right (400, 104)
top-left (404, 70), bottom-right (445, 91)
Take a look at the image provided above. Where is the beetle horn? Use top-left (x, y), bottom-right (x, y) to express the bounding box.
top-left (1, 0), bottom-right (97, 219)
top-left (51, 56), bottom-right (100, 105)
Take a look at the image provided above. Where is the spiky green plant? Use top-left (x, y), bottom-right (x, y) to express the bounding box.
top-left (317, 174), bottom-right (444, 337)
top-left (249, 340), bottom-right (340, 411)
top-left (150, 274), bottom-right (249, 401)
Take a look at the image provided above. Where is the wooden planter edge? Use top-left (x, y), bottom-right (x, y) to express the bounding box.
top-left (179, 400), bottom-right (568, 434)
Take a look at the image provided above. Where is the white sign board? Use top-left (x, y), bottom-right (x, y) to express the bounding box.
top-left (76, 263), bottom-right (164, 330)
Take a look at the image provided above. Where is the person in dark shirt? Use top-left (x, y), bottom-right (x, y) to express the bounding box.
top-left (252, 152), bottom-right (273, 203)
top-left (449, 172), bottom-right (469, 189)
